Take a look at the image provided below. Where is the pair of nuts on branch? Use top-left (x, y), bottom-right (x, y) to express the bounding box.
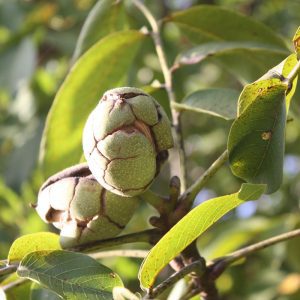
top-left (36, 87), bottom-right (174, 247)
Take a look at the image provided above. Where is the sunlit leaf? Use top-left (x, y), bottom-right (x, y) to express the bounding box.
top-left (73, 0), bottom-right (128, 60)
top-left (40, 30), bottom-right (146, 177)
top-left (17, 250), bottom-right (123, 300)
top-left (180, 88), bottom-right (240, 120)
top-left (8, 232), bottom-right (61, 263)
top-left (258, 54), bottom-right (298, 110)
top-left (139, 183), bottom-right (265, 289)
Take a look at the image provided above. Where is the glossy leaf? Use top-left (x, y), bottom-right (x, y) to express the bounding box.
top-left (167, 5), bottom-right (286, 47)
top-left (17, 250), bottom-right (123, 300)
top-left (72, 0), bottom-right (128, 60)
top-left (139, 183), bottom-right (265, 289)
top-left (39, 30), bottom-right (146, 177)
top-left (181, 88), bottom-right (240, 120)
top-left (228, 79), bottom-right (288, 194)
top-left (8, 232), bottom-right (61, 263)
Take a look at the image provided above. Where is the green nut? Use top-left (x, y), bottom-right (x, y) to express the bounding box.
top-left (35, 164), bottom-right (138, 248)
top-left (82, 87), bottom-right (174, 197)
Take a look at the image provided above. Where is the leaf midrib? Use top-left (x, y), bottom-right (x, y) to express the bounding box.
top-left (18, 266), bottom-right (113, 298)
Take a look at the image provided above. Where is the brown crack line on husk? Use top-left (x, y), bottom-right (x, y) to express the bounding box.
top-left (91, 130), bottom-right (155, 193)
top-left (99, 188), bottom-right (125, 230)
top-left (40, 164), bottom-right (91, 191)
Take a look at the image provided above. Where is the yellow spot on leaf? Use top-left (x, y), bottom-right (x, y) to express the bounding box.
top-left (261, 131), bottom-right (272, 141)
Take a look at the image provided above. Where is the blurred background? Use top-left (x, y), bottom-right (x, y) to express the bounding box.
top-left (1, 0), bottom-right (300, 299)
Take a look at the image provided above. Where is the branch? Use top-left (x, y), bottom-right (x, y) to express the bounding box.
top-left (133, 0), bottom-right (188, 190)
top-left (171, 102), bottom-right (211, 114)
top-left (140, 177), bottom-right (180, 217)
top-left (89, 249), bottom-right (148, 259)
top-left (0, 264), bottom-right (18, 277)
top-left (146, 228), bottom-right (300, 300)
top-left (178, 150), bottom-right (228, 210)
top-left (285, 58), bottom-right (300, 85)
top-left (139, 190), bottom-right (167, 214)
top-left (69, 229), bottom-right (162, 252)
top-left (144, 260), bottom-right (206, 299)
top-left (209, 228), bottom-right (300, 280)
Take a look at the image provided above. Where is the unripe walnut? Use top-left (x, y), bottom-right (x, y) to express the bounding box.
top-left (82, 87), bottom-right (174, 197)
top-left (35, 164), bottom-right (138, 248)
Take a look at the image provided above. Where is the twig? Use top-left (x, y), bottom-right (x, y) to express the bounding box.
top-left (140, 178), bottom-right (180, 217)
top-left (139, 190), bottom-right (167, 214)
top-left (178, 150), bottom-right (228, 210)
top-left (0, 264), bottom-right (18, 277)
top-left (171, 102), bottom-right (234, 121)
top-left (69, 229), bottom-right (162, 252)
top-left (133, 0), bottom-right (188, 190)
top-left (285, 58), bottom-right (300, 85)
top-left (144, 260), bottom-right (206, 299)
top-left (89, 249), bottom-right (148, 259)
top-left (148, 228), bottom-right (300, 300)
top-left (209, 228), bottom-right (300, 280)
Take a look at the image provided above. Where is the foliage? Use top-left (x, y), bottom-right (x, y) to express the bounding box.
top-left (1, 0), bottom-right (300, 299)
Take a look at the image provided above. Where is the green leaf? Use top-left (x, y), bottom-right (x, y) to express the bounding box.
top-left (0, 179), bottom-right (22, 225)
top-left (180, 88), bottom-right (240, 120)
top-left (1, 273), bottom-right (31, 300)
top-left (168, 6), bottom-right (288, 82)
top-left (200, 217), bottom-right (274, 259)
top-left (72, 0), bottom-right (128, 60)
top-left (30, 283), bottom-right (63, 300)
top-left (258, 54), bottom-right (298, 110)
top-left (40, 30), bottom-right (146, 177)
top-left (228, 79), bottom-right (288, 194)
top-left (177, 42), bottom-right (288, 66)
top-left (176, 41), bottom-right (288, 83)
top-left (293, 26), bottom-right (300, 56)
top-left (8, 232), bottom-right (61, 263)
top-left (168, 5), bottom-right (286, 47)
top-left (17, 250), bottom-right (123, 300)
top-left (139, 183), bottom-right (265, 289)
